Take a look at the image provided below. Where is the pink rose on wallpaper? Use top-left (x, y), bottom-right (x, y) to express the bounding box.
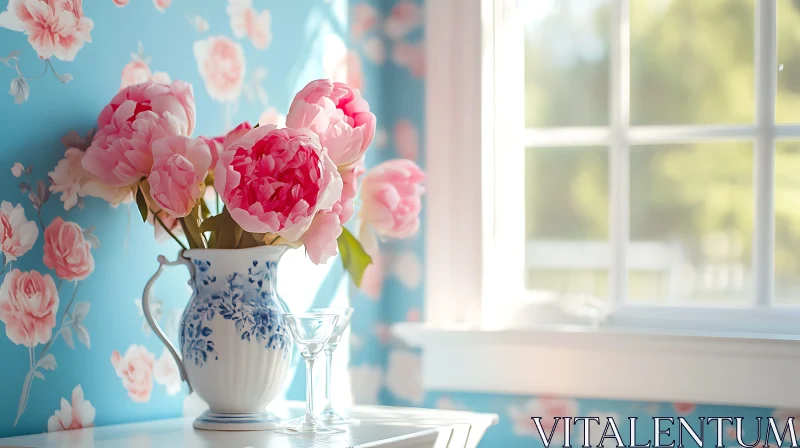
top-left (393, 41), bottom-right (425, 79)
top-left (300, 212), bottom-right (342, 265)
top-left (227, 0), bottom-right (272, 50)
top-left (49, 147), bottom-right (132, 210)
top-left (153, 0), bottom-right (171, 13)
top-left (154, 348), bottom-right (181, 395)
top-left (673, 402), bottom-right (696, 414)
top-left (0, 268), bottom-right (59, 347)
top-left (0, 0), bottom-right (94, 61)
top-left (359, 159), bottom-right (425, 239)
top-left (0, 200), bottom-right (39, 264)
top-left (43, 217), bottom-right (94, 281)
top-left (82, 80), bottom-right (196, 187)
top-left (772, 409), bottom-right (800, 436)
top-left (329, 50), bottom-right (364, 92)
top-left (147, 136), bottom-right (212, 218)
top-left (47, 385), bottom-right (96, 432)
top-left (508, 397), bottom-right (578, 439)
top-left (112, 0), bottom-right (129, 7)
top-left (394, 119), bottom-right (419, 161)
top-left (385, 349), bottom-right (424, 404)
top-left (351, 3), bottom-right (378, 41)
top-left (362, 36), bottom-right (386, 65)
top-left (214, 126), bottom-right (342, 241)
top-left (11, 162), bottom-right (24, 177)
top-left (384, 0), bottom-right (422, 41)
top-left (257, 108), bottom-right (285, 127)
top-left (120, 60), bottom-right (171, 90)
top-left (286, 79), bottom-right (376, 167)
top-left (111, 344), bottom-right (156, 403)
top-left (194, 36), bottom-right (246, 103)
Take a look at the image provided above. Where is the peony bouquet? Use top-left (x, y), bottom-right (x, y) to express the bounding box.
top-left (78, 79), bottom-right (424, 285)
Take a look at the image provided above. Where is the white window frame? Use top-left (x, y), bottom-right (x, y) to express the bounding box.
top-left (397, 0), bottom-right (800, 408)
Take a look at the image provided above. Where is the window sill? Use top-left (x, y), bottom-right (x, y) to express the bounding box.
top-left (392, 322), bottom-right (800, 408)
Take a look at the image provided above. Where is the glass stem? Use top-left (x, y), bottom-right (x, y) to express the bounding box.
top-left (304, 357), bottom-right (315, 424)
top-left (324, 348), bottom-right (334, 411)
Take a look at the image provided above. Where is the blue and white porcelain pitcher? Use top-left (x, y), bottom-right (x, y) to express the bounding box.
top-left (142, 245), bottom-right (293, 430)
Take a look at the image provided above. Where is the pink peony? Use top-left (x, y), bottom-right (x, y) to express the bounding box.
top-left (0, 0), bottom-right (94, 62)
top-left (286, 79), bottom-right (376, 167)
top-left (360, 159), bottom-right (424, 239)
top-left (153, 348), bottom-right (181, 395)
top-left (111, 344), bottom-right (156, 403)
top-left (331, 161), bottom-right (364, 224)
top-left (0, 201), bottom-right (39, 264)
top-left (49, 148), bottom-right (132, 210)
top-left (43, 217), bottom-right (94, 281)
top-left (193, 36), bottom-right (246, 103)
top-left (82, 81), bottom-right (196, 187)
top-left (147, 136), bottom-right (211, 218)
top-left (47, 385), bottom-right (96, 432)
top-left (301, 212), bottom-right (342, 265)
top-left (214, 125), bottom-right (342, 241)
top-left (201, 121), bottom-right (252, 170)
top-left (0, 269), bottom-right (59, 347)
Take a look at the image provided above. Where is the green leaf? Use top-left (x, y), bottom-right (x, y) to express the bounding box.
top-left (199, 212), bottom-right (227, 233)
top-left (135, 187), bottom-right (148, 222)
top-left (337, 227), bottom-right (372, 288)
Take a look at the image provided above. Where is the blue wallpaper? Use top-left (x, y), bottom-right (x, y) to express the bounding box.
top-left (0, 0), bottom-right (794, 446)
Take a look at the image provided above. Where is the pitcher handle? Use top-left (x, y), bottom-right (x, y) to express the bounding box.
top-left (142, 254), bottom-right (193, 393)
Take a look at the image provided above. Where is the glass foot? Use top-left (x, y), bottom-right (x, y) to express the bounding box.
top-left (321, 407), bottom-right (360, 425)
top-left (276, 416), bottom-right (346, 435)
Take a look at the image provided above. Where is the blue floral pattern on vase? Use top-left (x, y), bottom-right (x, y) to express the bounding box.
top-left (180, 258), bottom-right (289, 367)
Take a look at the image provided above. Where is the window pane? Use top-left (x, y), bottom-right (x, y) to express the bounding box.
top-left (525, 147), bottom-right (609, 299)
top-left (630, 0), bottom-right (755, 125)
top-left (777, 1), bottom-right (800, 123)
top-left (629, 143), bottom-right (753, 304)
top-left (524, 0), bottom-right (610, 127)
top-left (775, 141), bottom-right (800, 304)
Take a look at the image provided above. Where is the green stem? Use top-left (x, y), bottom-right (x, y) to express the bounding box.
top-left (153, 211), bottom-right (188, 251)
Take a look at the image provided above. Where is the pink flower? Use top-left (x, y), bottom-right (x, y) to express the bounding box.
top-left (153, 348), bottom-right (181, 395)
top-left (200, 121), bottom-right (252, 171)
top-left (147, 136), bottom-right (211, 218)
top-left (393, 41), bottom-right (425, 78)
top-left (112, 0), bottom-right (128, 6)
top-left (82, 81), bottom-right (196, 187)
top-left (0, 269), bottom-right (59, 347)
top-left (673, 402), bottom-right (696, 414)
top-left (11, 162), bottom-right (24, 177)
top-left (301, 212), bottom-right (342, 264)
top-left (43, 217), bottom-right (94, 281)
top-left (215, 125), bottom-right (342, 240)
top-left (0, 0), bottom-right (94, 61)
top-left (331, 161), bottom-right (364, 224)
top-left (111, 344), bottom-right (156, 403)
top-left (286, 79), bottom-right (376, 167)
top-left (394, 120), bottom-right (418, 161)
top-left (0, 201), bottom-right (39, 264)
top-left (351, 3), bottom-right (378, 41)
top-left (384, 1), bottom-right (422, 41)
top-left (360, 159), bottom-right (424, 239)
top-left (193, 36), bottom-right (246, 103)
top-left (152, 0), bottom-right (170, 13)
top-left (228, 0), bottom-right (272, 50)
top-left (47, 385), bottom-right (96, 432)
top-left (49, 148), bottom-right (132, 210)
top-left (120, 60), bottom-right (171, 90)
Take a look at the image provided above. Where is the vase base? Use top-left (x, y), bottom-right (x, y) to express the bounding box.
top-left (193, 410), bottom-right (283, 431)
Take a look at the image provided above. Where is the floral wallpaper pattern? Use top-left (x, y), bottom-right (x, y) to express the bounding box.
top-left (0, 0), bottom-right (792, 446)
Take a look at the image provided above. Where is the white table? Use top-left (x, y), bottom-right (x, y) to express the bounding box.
top-left (0, 404), bottom-right (498, 448)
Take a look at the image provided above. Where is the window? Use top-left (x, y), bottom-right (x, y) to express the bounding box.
top-left (404, 0), bottom-right (800, 406)
top-left (483, 0), bottom-right (800, 333)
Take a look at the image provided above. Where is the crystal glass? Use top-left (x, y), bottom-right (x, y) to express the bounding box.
top-left (310, 307), bottom-right (356, 424)
top-left (278, 312), bottom-right (344, 435)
